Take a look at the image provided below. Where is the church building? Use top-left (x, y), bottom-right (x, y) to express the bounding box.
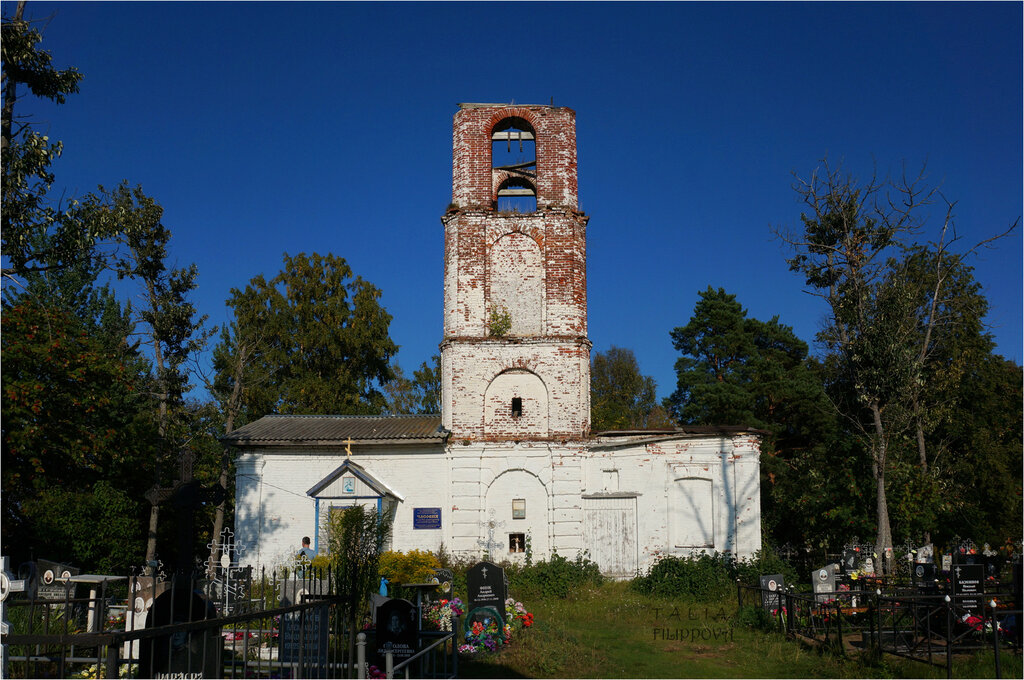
top-left (225, 103), bottom-right (762, 576)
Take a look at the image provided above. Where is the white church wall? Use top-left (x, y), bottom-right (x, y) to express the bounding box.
top-left (584, 435), bottom-right (762, 574)
top-left (233, 445), bottom-right (450, 568)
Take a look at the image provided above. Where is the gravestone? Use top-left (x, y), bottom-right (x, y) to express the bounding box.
top-left (34, 560), bottom-right (78, 601)
top-left (433, 568), bottom-right (454, 599)
top-left (467, 561), bottom-right (506, 625)
top-left (941, 554), bottom-right (952, 573)
top-left (913, 563), bottom-right (938, 593)
top-left (863, 557), bottom-right (875, 575)
top-left (841, 549), bottom-right (858, 573)
top-left (375, 598), bottom-right (418, 664)
top-left (370, 593), bottom-right (390, 625)
top-left (137, 586), bottom-right (220, 678)
top-left (759, 574), bottom-right (785, 612)
top-left (279, 580), bottom-right (330, 670)
top-left (812, 564), bottom-right (838, 604)
top-left (952, 564), bottom-right (985, 615)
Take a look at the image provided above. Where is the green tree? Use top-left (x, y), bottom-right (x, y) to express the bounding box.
top-left (778, 160), bottom-right (1017, 565)
top-left (412, 354), bottom-right (442, 414)
top-left (1, 295), bottom-right (157, 566)
top-left (666, 287), bottom-right (838, 546)
top-left (216, 252), bottom-right (398, 421)
top-left (102, 183), bottom-right (213, 569)
top-left (325, 505), bottom-right (392, 678)
top-left (2, 2), bottom-right (85, 278)
top-left (590, 346), bottom-right (659, 431)
top-left (383, 354), bottom-right (441, 415)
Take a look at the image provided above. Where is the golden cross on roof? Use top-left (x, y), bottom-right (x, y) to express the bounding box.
top-left (345, 437), bottom-right (354, 457)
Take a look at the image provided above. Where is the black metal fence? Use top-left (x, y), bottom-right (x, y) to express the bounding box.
top-left (2, 568), bottom-right (457, 679)
top-left (737, 577), bottom-right (1021, 678)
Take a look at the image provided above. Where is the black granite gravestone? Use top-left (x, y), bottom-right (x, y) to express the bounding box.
top-left (913, 563), bottom-right (938, 593)
top-left (841, 550), bottom-right (858, 574)
top-left (138, 587), bottom-right (220, 678)
top-left (376, 598), bottom-right (418, 664)
top-left (759, 574), bottom-right (785, 612)
top-left (467, 561), bottom-right (506, 624)
top-left (952, 563), bottom-right (985, 615)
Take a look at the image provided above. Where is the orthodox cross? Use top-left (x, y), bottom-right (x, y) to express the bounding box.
top-left (1, 556), bottom-right (28, 677)
top-left (480, 566), bottom-right (488, 580)
top-left (144, 450), bottom-right (226, 580)
top-left (345, 437), bottom-right (354, 457)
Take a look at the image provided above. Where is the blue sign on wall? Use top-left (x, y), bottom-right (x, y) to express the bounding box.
top-left (413, 507), bottom-right (442, 529)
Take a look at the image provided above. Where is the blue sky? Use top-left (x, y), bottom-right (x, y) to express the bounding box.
top-left (14, 1), bottom-right (1023, 401)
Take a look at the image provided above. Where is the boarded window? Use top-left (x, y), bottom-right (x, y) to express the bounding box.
top-left (670, 478), bottom-right (714, 548)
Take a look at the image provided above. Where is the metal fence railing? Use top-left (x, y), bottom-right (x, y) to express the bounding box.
top-left (2, 568), bottom-right (456, 679)
top-left (737, 579), bottom-right (1021, 679)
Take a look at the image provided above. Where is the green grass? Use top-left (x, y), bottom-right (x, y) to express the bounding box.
top-left (459, 581), bottom-right (1021, 678)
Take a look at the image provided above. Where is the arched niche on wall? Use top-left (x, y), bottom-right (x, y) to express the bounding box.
top-left (487, 232), bottom-right (543, 336)
top-left (483, 368), bottom-right (548, 437)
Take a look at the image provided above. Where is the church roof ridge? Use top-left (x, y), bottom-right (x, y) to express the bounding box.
top-left (259, 413), bottom-right (435, 419)
top-left (221, 413), bottom-right (445, 446)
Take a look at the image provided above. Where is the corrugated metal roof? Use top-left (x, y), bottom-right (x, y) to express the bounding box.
top-left (221, 414), bottom-right (446, 446)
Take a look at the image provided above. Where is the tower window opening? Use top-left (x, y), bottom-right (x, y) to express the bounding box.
top-left (493, 117), bottom-right (537, 213)
top-left (496, 177), bottom-right (537, 213)
top-left (511, 397), bottom-right (523, 418)
top-left (492, 117), bottom-right (536, 170)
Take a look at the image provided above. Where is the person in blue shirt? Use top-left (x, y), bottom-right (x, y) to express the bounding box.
top-left (296, 536), bottom-right (317, 577)
top-left (298, 536), bottom-right (316, 561)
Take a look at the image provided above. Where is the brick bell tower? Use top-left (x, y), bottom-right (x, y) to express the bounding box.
top-left (440, 103), bottom-right (591, 441)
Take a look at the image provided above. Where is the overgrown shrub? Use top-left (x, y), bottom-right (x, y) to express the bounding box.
top-left (379, 549), bottom-right (441, 585)
top-left (733, 546), bottom-right (799, 587)
top-left (632, 545), bottom-right (801, 600)
top-left (734, 604), bottom-right (777, 631)
top-left (631, 552), bottom-right (735, 600)
top-left (510, 552), bottom-right (604, 599)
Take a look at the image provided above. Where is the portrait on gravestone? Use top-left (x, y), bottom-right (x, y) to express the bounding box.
top-left (376, 598), bottom-right (418, 663)
top-left (433, 568), bottom-right (454, 598)
top-left (914, 563), bottom-right (938, 593)
top-left (759, 574), bottom-right (785, 611)
top-left (813, 564), bottom-right (838, 604)
top-left (941, 554), bottom-right (953, 572)
top-left (841, 549), bottom-right (858, 573)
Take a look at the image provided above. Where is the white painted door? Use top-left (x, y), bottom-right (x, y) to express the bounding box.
top-left (583, 496), bottom-right (638, 578)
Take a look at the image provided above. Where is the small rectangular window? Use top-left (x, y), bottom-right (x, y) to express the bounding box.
top-left (511, 397), bottom-right (523, 418)
top-left (509, 533), bottom-right (526, 553)
top-left (512, 498), bottom-right (526, 520)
